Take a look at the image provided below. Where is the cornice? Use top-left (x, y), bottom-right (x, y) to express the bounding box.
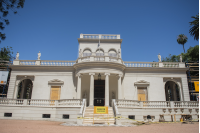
top-left (73, 62), bottom-right (126, 71)
top-left (9, 65), bottom-right (74, 71)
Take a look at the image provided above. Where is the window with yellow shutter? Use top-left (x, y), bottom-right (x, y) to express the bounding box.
top-left (50, 86), bottom-right (61, 100)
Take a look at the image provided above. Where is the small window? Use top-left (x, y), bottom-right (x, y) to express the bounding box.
top-left (147, 115), bottom-right (151, 119)
top-left (4, 113), bottom-right (12, 117)
top-left (42, 114), bottom-right (51, 118)
top-left (63, 114), bottom-right (69, 119)
top-left (128, 115), bottom-right (135, 120)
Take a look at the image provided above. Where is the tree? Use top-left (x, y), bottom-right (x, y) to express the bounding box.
top-left (0, 46), bottom-right (13, 61)
top-left (189, 14), bottom-right (199, 41)
top-left (162, 45), bottom-right (199, 62)
top-left (177, 34), bottom-right (188, 53)
top-left (0, 0), bottom-right (25, 43)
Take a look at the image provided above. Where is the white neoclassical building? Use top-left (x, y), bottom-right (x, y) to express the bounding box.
top-left (0, 34), bottom-right (198, 125)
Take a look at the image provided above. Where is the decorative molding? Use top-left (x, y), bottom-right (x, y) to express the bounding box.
top-left (76, 73), bottom-right (83, 77)
top-left (134, 80), bottom-right (150, 86)
top-left (16, 75), bottom-right (34, 81)
top-left (48, 79), bottom-right (64, 85)
top-left (163, 77), bottom-right (181, 83)
top-left (104, 73), bottom-right (110, 76)
top-left (116, 74), bottom-right (123, 78)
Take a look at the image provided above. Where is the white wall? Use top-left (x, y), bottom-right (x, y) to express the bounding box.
top-left (8, 70), bottom-right (76, 100)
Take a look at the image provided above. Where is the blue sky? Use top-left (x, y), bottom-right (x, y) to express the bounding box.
top-left (0, 0), bottom-right (199, 62)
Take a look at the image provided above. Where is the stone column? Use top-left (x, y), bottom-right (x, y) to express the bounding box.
top-left (76, 73), bottom-right (82, 99)
top-left (20, 80), bottom-right (25, 99)
top-left (13, 80), bottom-right (20, 99)
top-left (105, 73), bottom-right (110, 106)
top-left (117, 74), bottom-right (123, 99)
top-left (89, 73), bottom-right (95, 106)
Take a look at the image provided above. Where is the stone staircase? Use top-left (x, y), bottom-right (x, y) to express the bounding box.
top-left (83, 107), bottom-right (115, 125)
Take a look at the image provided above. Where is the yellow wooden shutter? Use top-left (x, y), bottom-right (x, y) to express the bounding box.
top-left (138, 94), bottom-right (146, 101)
top-left (50, 86), bottom-right (61, 100)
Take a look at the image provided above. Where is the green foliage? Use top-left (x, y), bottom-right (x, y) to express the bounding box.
top-left (0, 46), bottom-right (13, 61)
top-left (162, 45), bottom-right (199, 62)
top-left (162, 54), bottom-right (180, 62)
top-left (177, 34), bottom-right (188, 53)
top-left (184, 45), bottom-right (199, 62)
top-left (189, 14), bottom-right (199, 41)
top-left (0, 0), bottom-right (25, 43)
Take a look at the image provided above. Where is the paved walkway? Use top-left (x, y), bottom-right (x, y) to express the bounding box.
top-left (0, 119), bottom-right (199, 133)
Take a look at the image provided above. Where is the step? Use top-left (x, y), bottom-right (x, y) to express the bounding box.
top-left (82, 107), bottom-right (115, 125)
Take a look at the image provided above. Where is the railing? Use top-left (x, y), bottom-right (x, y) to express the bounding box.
top-left (115, 99), bottom-right (140, 107)
top-left (114, 100), bottom-right (199, 108)
top-left (94, 56), bottom-right (105, 61)
top-left (0, 99), bottom-right (24, 105)
top-left (112, 99), bottom-right (120, 116)
top-left (109, 57), bottom-right (118, 62)
top-left (143, 101), bottom-right (170, 108)
top-left (81, 34), bottom-right (120, 39)
top-left (81, 57), bottom-right (90, 62)
top-left (41, 61), bottom-right (76, 66)
top-left (0, 99), bottom-right (82, 107)
top-left (78, 99), bottom-right (86, 116)
top-left (174, 101), bottom-right (199, 108)
top-left (20, 61), bottom-right (36, 65)
top-left (58, 99), bottom-right (82, 107)
top-left (124, 62), bottom-right (159, 67)
top-left (27, 99), bottom-right (55, 106)
top-left (18, 60), bottom-right (76, 66)
top-left (163, 62), bottom-right (179, 68)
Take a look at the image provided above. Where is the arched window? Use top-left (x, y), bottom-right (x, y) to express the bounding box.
top-left (108, 49), bottom-right (117, 57)
top-left (165, 81), bottom-right (180, 101)
top-left (96, 49), bottom-right (104, 56)
top-left (17, 79), bottom-right (33, 99)
top-left (83, 49), bottom-right (92, 57)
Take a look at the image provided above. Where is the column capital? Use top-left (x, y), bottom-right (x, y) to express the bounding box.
top-left (117, 74), bottom-right (123, 78)
top-left (89, 73), bottom-right (95, 76)
top-left (76, 73), bottom-right (82, 77)
top-left (104, 73), bottom-right (110, 76)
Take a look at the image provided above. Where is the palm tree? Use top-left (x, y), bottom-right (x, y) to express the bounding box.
top-left (189, 14), bottom-right (199, 41)
top-left (177, 34), bottom-right (188, 53)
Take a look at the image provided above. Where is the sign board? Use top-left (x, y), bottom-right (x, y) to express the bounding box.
top-left (0, 71), bottom-right (8, 85)
top-left (94, 106), bottom-right (108, 114)
top-left (194, 81), bottom-right (199, 92)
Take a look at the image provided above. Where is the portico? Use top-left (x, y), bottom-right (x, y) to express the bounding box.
top-left (76, 72), bottom-right (123, 107)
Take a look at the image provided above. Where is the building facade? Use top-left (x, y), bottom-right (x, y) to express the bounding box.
top-left (0, 34), bottom-right (198, 124)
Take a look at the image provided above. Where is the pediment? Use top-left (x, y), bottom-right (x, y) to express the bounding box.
top-left (134, 80), bottom-right (150, 86)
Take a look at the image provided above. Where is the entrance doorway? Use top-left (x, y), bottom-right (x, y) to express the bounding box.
top-left (165, 81), bottom-right (180, 101)
top-left (94, 80), bottom-right (105, 106)
top-left (17, 79), bottom-right (33, 99)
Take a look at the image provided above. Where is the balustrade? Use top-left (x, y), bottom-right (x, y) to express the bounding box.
top-left (58, 99), bottom-right (82, 107)
top-left (27, 99), bottom-right (55, 106)
top-left (163, 62), bottom-right (179, 68)
top-left (143, 101), bottom-right (170, 108)
top-left (20, 61), bottom-right (36, 65)
top-left (174, 101), bottom-right (199, 108)
top-left (115, 99), bottom-right (140, 107)
top-left (82, 34), bottom-right (119, 39)
top-left (124, 62), bottom-right (159, 67)
top-left (0, 99), bottom-right (24, 105)
top-left (41, 61), bottom-right (76, 66)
